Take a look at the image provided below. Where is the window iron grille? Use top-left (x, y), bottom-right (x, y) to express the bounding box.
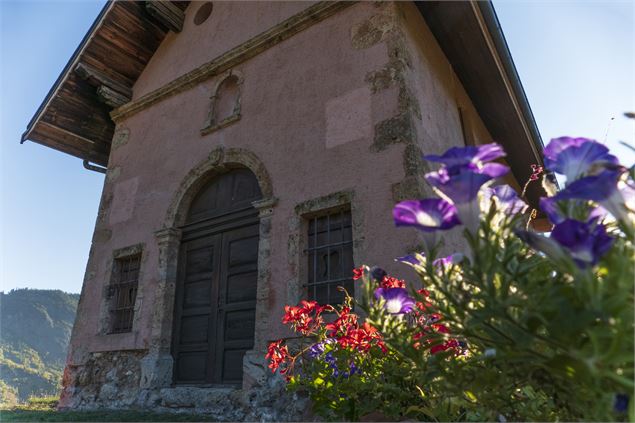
top-left (306, 208), bottom-right (354, 305)
top-left (108, 254), bottom-right (140, 333)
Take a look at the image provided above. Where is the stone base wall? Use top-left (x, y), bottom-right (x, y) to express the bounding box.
top-left (59, 350), bottom-right (146, 409)
top-left (58, 350), bottom-right (311, 421)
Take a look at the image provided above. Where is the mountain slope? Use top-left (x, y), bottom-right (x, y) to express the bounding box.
top-left (0, 289), bottom-right (79, 403)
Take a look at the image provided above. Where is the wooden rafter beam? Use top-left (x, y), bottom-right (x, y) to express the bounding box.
top-left (74, 62), bottom-right (132, 99)
top-left (145, 1), bottom-right (184, 33)
top-left (31, 121), bottom-right (109, 166)
top-left (97, 86), bottom-right (130, 108)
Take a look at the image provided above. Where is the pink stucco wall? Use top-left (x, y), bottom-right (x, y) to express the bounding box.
top-left (69, 2), bottom-right (505, 364)
top-left (133, 2), bottom-right (316, 99)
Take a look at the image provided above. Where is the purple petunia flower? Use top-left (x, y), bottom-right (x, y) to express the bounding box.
top-left (539, 196), bottom-right (566, 224)
top-left (516, 218), bottom-right (614, 268)
top-left (308, 343), bottom-right (325, 359)
top-left (426, 169), bottom-right (493, 203)
top-left (484, 185), bottom-right (527, 214)
top-left (544, 137), bottom-right (618, 183)
top-left (395, 252), bottom-right (426, 268)
top-left (553, 170), bottom-right (634, 223)
top-left (396, 254), bottom-right (420, 265)
top-left (308, 338), bottom-right (335, 359)
top-left (432, 253), bottom-right (464, 269)
top-left (551, 219), bottom-right (614, 267)
top-left (419, 143), bottom-right (510, 234)
top-left (425, 168), bottom-right (495, 233)
top-left (393, 199), bottom-right (461, 231)
top-left (374, 287), bottom-right (416, 314)
top-left (540, 196), bottom-right (607, 225)
top-left (424, 143), bottom-right (506, 168)
top-left (614, 394), bottom-right (629, 414)
top-left (393, 199), bottom-right (461, 251)
top-left (348, 361), bottom-right (361, 376)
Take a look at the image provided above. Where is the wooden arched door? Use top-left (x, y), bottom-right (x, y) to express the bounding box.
top-left (172, 168), bottom-right (262, 385)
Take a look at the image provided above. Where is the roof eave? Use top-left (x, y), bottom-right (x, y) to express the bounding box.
top-left (416, 0), bottom-right (549, 207)
top-left (476, 1), bottom-right (546, 163)
top-left (21, 1), bottom-right (113, 145)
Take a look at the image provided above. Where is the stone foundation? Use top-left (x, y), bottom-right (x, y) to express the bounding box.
top-left (59, 350), bottom-right (311, 421)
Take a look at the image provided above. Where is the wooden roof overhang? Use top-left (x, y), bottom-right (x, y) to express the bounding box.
top-left (416, 1), bottom-right (548, 209)
top-left (21, 1), bottom-right (188, 167)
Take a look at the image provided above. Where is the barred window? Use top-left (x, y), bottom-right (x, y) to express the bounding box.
top-left (108, 254), bottom-right (140, 333)
top-left (307, 208), bottom-right (354, 305)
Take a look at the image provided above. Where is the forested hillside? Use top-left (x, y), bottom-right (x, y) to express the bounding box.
top-left (0, 289), bottom-right (79, 404)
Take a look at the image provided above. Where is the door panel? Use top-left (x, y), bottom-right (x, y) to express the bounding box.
top-left (173, 234), bottom-right (221, 384)
top-left (214, 223), bottom-right (259, 384)
top-left (173, 222), bottom-right (259, 385)
top-left (176, 351), bottom-right (208, 382)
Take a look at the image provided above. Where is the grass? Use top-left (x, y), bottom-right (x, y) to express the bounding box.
top-left (0, 397), bottom-right (221, 422)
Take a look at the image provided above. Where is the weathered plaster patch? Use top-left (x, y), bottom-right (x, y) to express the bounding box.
top-left (365, 65), bottom-right (399, 93)
top-left (106, 166), bottom-right (121, 183)
top-left (109, 177), bottom-right (139, 225)
top-left (391, 175), bottom-right (431, 203)
top-left (96, 193), bottom-right (113, 226)
top-left (325, 86), bottom-right (372, 149)
top-left (92, 229), bottom-right (112, 244)
top-left (111, 128), bottom-right (130, 151)
top-left (351, 12), bottom-right (395, 50)
top-left (402, 143), bottom-right (427, 177)
top-left (371, 113), bottom-right (414, 152)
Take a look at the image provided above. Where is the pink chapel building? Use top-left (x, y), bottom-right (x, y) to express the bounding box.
top-left (22, 1), bottom-right (548, 418)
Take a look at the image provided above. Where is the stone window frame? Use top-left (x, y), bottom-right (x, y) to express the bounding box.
top-left (100, 243), bottom-right (146, 336)
top-left (287, 190), bottom-right (365, 307)
top-left (200, 70), bottom-right (244, 136)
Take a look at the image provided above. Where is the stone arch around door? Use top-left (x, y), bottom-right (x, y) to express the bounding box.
top-left (140, 147), bottom-right (277, 391)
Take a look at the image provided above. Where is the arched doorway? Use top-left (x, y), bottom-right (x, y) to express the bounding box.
top-left (172, 168), bottom-right (262, 385)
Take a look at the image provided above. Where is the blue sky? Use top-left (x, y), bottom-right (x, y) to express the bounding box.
top-left (1, 1), bottom-right (633, 294)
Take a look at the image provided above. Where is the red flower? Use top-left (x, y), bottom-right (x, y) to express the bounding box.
top-left (325, 306), bottom-right (357, 337)
top-left (432, 323), bottom-right (450, 334)
top-left (282, 300), bottom-right (329, 335)
top-left (415, 289), bottom-right (432, 311)
top-left (282, 305), bottom-right (303, 324)
top-left (417, 288), bottom-right (430, 297)
top-left (431, 339), bottom-right (459, 354)
top-left (411, 312), bottom-right (460, 354)
top-left (337, 322), bottom-right (385, 353)
top-left (381, 276), bottom-right (406, 288)
top-left (266, 340), bottom-right (289, 373)
top-left (352, 266), bottom-right (364, 280)
top-left (529, 164), bottom-right (544, 181)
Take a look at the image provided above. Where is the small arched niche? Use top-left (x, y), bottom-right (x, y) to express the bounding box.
top-left (201, 72), bottom-right (243, 135)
